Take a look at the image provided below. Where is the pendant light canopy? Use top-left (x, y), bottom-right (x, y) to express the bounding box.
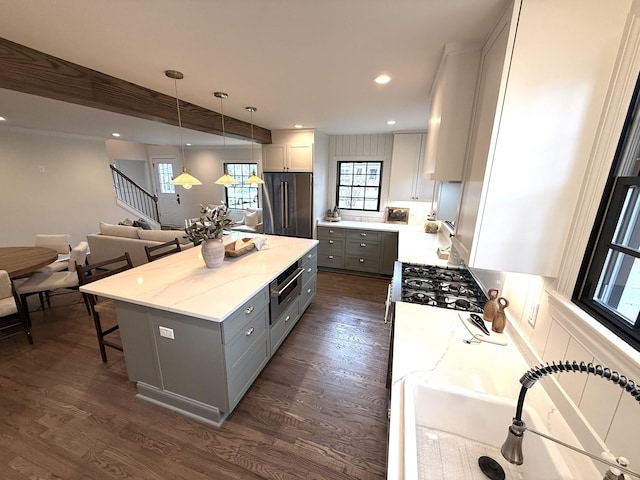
top-left (213, 92), bottom-right (238, 188)
top-left (245, 106), bottom-right (264, 185)
top-left (166, 70), bottom-right (202, 190)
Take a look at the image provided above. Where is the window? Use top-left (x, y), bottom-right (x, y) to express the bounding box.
top-left (224, 163), bottom-right (259, 209)
top-left (336, 161), bottom-right (382, 211)
top-left (575, 73), bottom-right (640, 350)
top-left (157, 163), bottom-right (176, 194)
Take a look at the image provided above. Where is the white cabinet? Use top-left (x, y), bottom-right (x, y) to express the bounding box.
top-left (262, 143), bottom-right (313, 172)
top-left (423, 44), bottom-right (481, 182)
top-left (389, 133), bottom-right (433, 201)
top-left (453, 0), bottom-right (624, 277)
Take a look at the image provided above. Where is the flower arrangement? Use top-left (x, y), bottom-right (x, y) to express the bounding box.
top-left (184, 202), bottom-right (233, 245)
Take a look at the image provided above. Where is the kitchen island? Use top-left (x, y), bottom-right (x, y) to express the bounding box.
top-left (81, 233), bottom-right (318, 426)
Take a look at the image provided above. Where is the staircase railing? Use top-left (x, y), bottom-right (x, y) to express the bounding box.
top-left (110, 165), bottom-right (159, 222)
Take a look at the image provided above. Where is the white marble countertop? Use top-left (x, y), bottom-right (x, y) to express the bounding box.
top-left (80, 233), bottom-right (318, 322)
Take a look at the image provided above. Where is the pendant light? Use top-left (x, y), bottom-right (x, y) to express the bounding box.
top-left (166, 70), bottom-right (202, 189)
top-left (213, 92), bottom-right (238, 187)
top-left (245, 106), bottom-right (264, 184)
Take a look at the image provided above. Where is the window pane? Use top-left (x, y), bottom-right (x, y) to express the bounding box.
top-left (612, 184), bottom-right (640, 252)
top-left (158, 163), bottom-right (175, 194)
top-left (336, 161), bottom-right (383, 212)
top-left (595, 250), bottom-right (640, 325)
top-left (224, 163), bottom-right (259, 209)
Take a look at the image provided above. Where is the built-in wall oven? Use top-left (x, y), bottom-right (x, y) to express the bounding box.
top-left (270, 261), bottom-right (305, 325)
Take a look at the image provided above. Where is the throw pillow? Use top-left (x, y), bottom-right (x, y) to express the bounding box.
top-left (133, 218), bottom-right (152, 230)
top-left (244, 210), bottom-right (259, 227)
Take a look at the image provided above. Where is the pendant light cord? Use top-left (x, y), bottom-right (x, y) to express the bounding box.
top-left (172, 77), bottom-right (187, 167)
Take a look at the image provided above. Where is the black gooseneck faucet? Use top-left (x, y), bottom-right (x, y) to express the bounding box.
top-left (501, 360), bottom-right (640, 479)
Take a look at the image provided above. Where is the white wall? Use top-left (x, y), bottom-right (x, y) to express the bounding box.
top-left (1, 129), bottom-right (125, 247)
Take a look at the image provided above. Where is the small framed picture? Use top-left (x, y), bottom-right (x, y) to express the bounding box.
top-left (385, 207), bottom-right (409, 224)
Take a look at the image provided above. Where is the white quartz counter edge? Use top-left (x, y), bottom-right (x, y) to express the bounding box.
top-left (387, 302), bottom-right (598, 479)
top-left (80, 233), bottom-right (318, 322)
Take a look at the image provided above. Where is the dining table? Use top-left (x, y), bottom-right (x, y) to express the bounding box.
top-left (0, 246), bottom-right (58, 278)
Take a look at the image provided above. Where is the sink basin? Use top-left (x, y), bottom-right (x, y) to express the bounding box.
top-left (402, 376), bottom-right (575, 479)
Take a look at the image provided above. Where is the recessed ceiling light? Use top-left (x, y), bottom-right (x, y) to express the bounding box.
top-left (387, 120), bottom-right (396, 125)
top-left (186, 143), bottom-right (192, 146)
top-left (0, 116), bottom-right (6, 121)
top-left (374, 74), bottom-right (391, 85)
top-left (294, 124), bottom-right (303, 129)
top-left (111, 132), bottom-right (121, 137)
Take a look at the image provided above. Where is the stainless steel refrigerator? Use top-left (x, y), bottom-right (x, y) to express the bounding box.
top-left (262, 172), bottom-right (313, 238)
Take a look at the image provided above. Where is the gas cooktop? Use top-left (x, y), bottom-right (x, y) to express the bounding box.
top-left (397, 263), bottom-right (487, 312)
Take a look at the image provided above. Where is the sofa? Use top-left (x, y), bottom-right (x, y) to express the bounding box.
top-left (229, 208), bottom-right (263, 234)
top-left (87, 222), bottom-right (192, 267)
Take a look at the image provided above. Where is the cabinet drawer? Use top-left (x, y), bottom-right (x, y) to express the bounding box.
top-left (270, 298), bottom-right (300, 354)
top-left (225, 306), bottom-right (269, 371)
top-left (301, 246), bottom-right (317, 266)
top-left (317, 237), bottom-right (345, 254)
top-left (228, 330), bottom-right (270, 408)
top-left (221, 287), bottom-right (269, 343)
top-left (345, 239), bottom-right (381, 257)
top-left (345, 255), bottom-right (380, 273)
top-left (317, 253), bottom-right (345, 269)
top-left (317, 226), bottom-right (345, 239)
top-left (301, 256), bottom-right (317, 286)
top-left (346, 229), bottom-right (382, 241)
top-left (300, 276), bottom-right (316, 313)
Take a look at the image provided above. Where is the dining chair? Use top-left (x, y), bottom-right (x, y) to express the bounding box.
top-left (34, 234), bottom-right (72, 273)
top-left (144, 238), bottom-right (182, 263)
top-left (76, 252), bottom-right (133, 362)
top-left (0, 270), bottom-right (33, 344)
top-left (16, 241), bottom-right (89, 322)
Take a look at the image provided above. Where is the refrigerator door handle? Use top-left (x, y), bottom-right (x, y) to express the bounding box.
top-left (280, 181), bottom-right (286, 229)
top-left (284, 181), bottom-right (289, 228)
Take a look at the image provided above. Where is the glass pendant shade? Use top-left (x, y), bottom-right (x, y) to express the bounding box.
top-left (171, 165), bottom-right (202, 189)
top-left (166, 69), bottom-right (201, 189)
top-left (215, 168), bottom-right (239, 188)
top-left (246, 170), bottom-right (264, 184)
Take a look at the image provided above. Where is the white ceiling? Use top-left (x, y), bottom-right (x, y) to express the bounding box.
top-left (0, 0), bottom-right (506, 146)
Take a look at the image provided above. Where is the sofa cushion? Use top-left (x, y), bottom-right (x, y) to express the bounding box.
top-left (99, 222), bottom-right (141, 239)
top-left (133, 218), bottom-right (152, 230)
top-left (244, 210), bottom-right (260, 227)
top-left (138, 229), bottom-right (190, 245)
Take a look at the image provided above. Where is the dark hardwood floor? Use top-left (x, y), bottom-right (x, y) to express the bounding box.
top-left (0, 271), bottom-right (391, 479)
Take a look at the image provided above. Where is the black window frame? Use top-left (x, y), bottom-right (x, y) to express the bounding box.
top-left (223, 162), bottom-right (259, 210)
top-left (335, 160), bottom-right (383, 212)
top-left (574, 71), bottom-right (640, 351)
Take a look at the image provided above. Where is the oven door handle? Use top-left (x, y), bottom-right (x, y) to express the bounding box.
top-left (271, 268), bottom-right (305, 297)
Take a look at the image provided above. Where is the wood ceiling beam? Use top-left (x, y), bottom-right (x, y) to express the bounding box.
top-left (0, 37), bottom-right (272, 144)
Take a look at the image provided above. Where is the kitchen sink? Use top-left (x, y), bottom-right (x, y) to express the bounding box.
top-left (402, 375), bottom-right (575, 479)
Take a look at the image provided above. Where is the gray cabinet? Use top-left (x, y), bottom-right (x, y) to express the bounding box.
top-left (317, 226), bottom-right (397, 276)
top-left (115, 247), bottom-right (318, 427)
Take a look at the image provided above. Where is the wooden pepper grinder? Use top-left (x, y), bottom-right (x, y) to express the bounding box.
top-left (483, 289), bottom-right (499, 322)
top-left (492, 297), bottom-right (509, 333)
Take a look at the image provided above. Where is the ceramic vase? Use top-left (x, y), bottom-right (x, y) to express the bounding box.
top-left (492, 297), bottom-right (509, 333)
top-left (201, 238), bottom-right (224, 269)
top-left (483, 288), bottom-right (499, 322)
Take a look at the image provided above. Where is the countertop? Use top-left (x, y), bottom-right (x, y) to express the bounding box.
top-left (387, 304), bottom-right (599, 479)
top-left (80, 233), bottom-right (318, 322)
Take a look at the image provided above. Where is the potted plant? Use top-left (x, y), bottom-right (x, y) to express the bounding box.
top-left (184, 203), bottom-right (232, 268)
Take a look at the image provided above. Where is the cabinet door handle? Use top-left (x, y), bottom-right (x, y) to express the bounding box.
top-left (307, 267), bottom-right (312, 272)
top-left (328, 255), bottom-right (334, 259)
top-left (359, 258), bottom-right (365, 263)
top-left (285, 315), bottom-right (290, 322)
top-left (308, 253), bottom-right (313, 258)
top-left (307, 288), bottom-right (312, 294)
top-left (360, 232), bottom-right (367, 237)
top-left (329, 240), bottom-right (334, 244)
top-left (329, 229), bottom-right (334, 234)
top-left (360, 243), bottom-right (367, 247)
top-left (245, 327), bottom-right (255, 336)
top-left (245, 306), bottom-right (254, 314)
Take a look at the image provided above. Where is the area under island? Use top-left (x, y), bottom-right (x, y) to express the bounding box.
top-left (80, 233), bottom-right (319, 426)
